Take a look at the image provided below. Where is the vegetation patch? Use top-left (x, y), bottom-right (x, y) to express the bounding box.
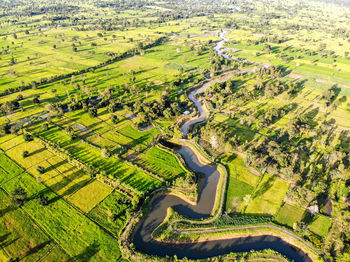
top-left (245, 174), bottom-right (289, 215)
top-left (1, 173), bottom-right (121, 260)
top-left (274, 203), bottom-right (306, 228)
top-left (67, 180), bottom-right (113, 212)
top-left (136, 146), bottom-right (187, 180)
top-left (309, 214), bottom-right (332, 238)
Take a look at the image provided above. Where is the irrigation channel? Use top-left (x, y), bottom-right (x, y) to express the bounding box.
top-left (131, 31), bottom-right (313, 261)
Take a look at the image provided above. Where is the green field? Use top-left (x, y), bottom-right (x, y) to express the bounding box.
top-left (1, 173), bottom-right (121, 260)
top-left (1, 0), bottom-right (349, 260)
top-left (136, 146), bottom-right (187, 180)
top-left (309, 215), bottom-right (332, 238)
top-left (274, 203), bottom-right (306, 228)
top-left (245, 174), bottom-right (290, 215)
top-left (0, 190), bottom-right (56, 261)
top-left (88, 190), bottom-right (131, 235)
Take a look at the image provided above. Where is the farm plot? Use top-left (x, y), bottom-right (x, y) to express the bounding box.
top-left (0, 190), bottom-right (55, 262)
top-left (1, 135), bottom-right (91, 199)
top-left (64, 142), bottom-right (163, 193)
top-left (117, 124), bottom-right (160, 147)
top-left (245, 174), bottom-right (290, 215)
top-left (221, 154), bottom-right (259, 187)
top-left (1, 173), bottom-right (121, 260)
top-left (67, 180), bottom-right (113, 213)
top-left (136, 146), bottom-right (187, 180)
top-left (27, 157), bottom-right (91, 199)
top-left (88, 189), bottom-right (131, 235)
top-left (4, 139), bottom-right (54, 169)
top-left (0, 153), bottom-right (24, 184)
top-left (274, 203), bottom-right (306, 228)
top-left (309, 214), bottom-right (332, 238)
top-left (225, 177), bottom-right (254, 213)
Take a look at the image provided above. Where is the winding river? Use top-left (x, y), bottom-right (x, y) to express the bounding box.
top-left (132, 31), bottom-right (313, 262)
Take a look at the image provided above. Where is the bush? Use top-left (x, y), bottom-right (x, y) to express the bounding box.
top-left (23, 133), bottom-right (33, 142)
top-left (37, 166), bottom-right (45, 174)
top-left (37, 194), bottom-right (49, 206)
top-left (11, 187), bottom-right (27, 206)
top-left (22, 150), bottom-right (29, 158)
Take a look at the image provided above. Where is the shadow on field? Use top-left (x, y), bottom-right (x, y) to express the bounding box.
top-left (0, 205), bottom-right (17, 218)
top-left (22, 240), bottom-right (52, 259)
top-left (253, 175), bottom-right (276, 199)
top-left (0, 233), bottom-right (19, 249)
top-left (69, 241), bottom-right (100, 261)
top-left (28, 147), bottom-right (46, 157)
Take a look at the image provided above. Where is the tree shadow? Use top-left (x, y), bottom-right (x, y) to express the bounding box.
top-left (28, 147), bottom-right (46, 157)
top-left (0, 205), bottom-right (17, 218)
top-left (253, 175), bottom-right (276, 199)
top-left (22, 240), bottom-right (52, 259)
top-left (68, 241), bottom-right (100, 261)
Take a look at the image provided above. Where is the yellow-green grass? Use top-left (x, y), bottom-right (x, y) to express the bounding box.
top-left (1, 136), bottom-right (92, 199)
top-left (274, 203), bottom-right (306, 228)
top-left (30, 126), bottom-right (73, 148)
top-left (225, 177), bottom-right (254, 213)
top-left (309, 214), bottom-right (332, 238)
top-left (0, 134), bottom-right (17, 145)
top-left (0, 190), bottom-right (55, 261)
top-left (27, 158), bottom-right (91, 199)
top-left (34, 38), bottom-right (211, 103)
top-left (40, 245), bottom-right (70, 262)
top-left (87, 135), bottom-right (120, 150)
top-left (0, 153), bottom-right (24, 184)
top-left (4, 140), bottom-right (54, 169)
top-left (88, 190), bottom-right (130, 235)
top-left (137, 146), bottom-right (187, 180)
top-left (0, 135), bottom-right (27, 151)
top-left (0, 250), bottom-right (7, 261)
top-left (102, 130), bottom-right (134, 145)
top-left (117, 124), bottom-right (159, 146)
top-left (64, 141), bottom-right (163, 192)
top-left (245, 174), bottom-right (289, 215)
top-left (220, 154), bottom-right (259, 187)
top-left (0, 27), bottom-right (160, 90)
top-left (1, 173), bottom-right (121, 260)
top-left (67, 180), bottom-right (113, 213)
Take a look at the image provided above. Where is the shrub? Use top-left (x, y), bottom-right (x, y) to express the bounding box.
top-left (22, 150), bottom-right (29, 158)
top-left (11, 187), bottom-right (27, 206)
top-left (37, 166), bottom-right (45, 174)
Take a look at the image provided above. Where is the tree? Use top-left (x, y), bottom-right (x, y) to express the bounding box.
top-left (22, 151), bottom-right (29, 158)
top-left (37, 194), bottom-right (49, 206)
top-left (65, 126), bottom-right (76, 139)
top-left (37, 166), bottom-right (45, 174)
top-left (33, 95), bottom-right (40, 104)
top-left (101, 147), bottom-right (112, 158)
top-left (11, 187), bottom-right (27, 206)
top-left (111, 115), bottom-right (118, 124)
top-left (24, 133), bottom-right (33, 142)
top-left (88, 108), bottom-right (97, 118)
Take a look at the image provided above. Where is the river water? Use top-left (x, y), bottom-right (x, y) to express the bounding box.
top-left (132, 31), bottom-right (312, 262)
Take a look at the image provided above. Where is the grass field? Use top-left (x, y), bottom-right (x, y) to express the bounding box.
top-left (220, 154), bottom-right (259, 187)
top-left (309, 215), bottom-right (332, 237)
top-left (136, 146), bottom-right (187, 180)
top-left (245, 174), bottom-right (290, 215)
top-left (88, 190), bottom-right (131, 235)
top-left (274, 203), bottom-right (306, 228)
top-left (0, 190), bottom-right (55, 261)
top-left (1, 172), bottom-right (121, 260)
top-left (67, 180), bottom-right (113, 212)
top-left (0, 153), bottom-right (24, 184)
top-left (225, 177), bottom-right (254, 213)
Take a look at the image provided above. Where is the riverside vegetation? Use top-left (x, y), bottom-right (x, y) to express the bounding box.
top-left (0, 0), bottom-right (350, 261)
